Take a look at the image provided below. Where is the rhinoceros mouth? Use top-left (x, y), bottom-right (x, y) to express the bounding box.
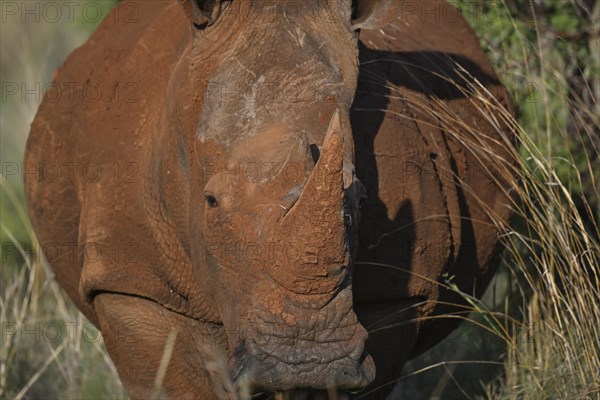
top-left (232, 350), bottom-right (375, 393)
top-left (230, 304), bottom-right (375, 393)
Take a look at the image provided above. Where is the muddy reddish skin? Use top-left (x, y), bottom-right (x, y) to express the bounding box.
top-left (24, 1), bottom-right (516, 399)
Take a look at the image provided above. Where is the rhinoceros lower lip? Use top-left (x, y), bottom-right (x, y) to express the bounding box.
top-left (233, 352), bottom-right (375, 393)
top-left (231, 322), bottom-right (375, 392)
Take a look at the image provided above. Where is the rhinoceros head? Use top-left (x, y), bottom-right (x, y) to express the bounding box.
top-left (197, 113), bottom-right (372, 392)
top-left (173, 0), bottom-right (401, 393)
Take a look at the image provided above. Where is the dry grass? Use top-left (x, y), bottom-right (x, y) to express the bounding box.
top-left (431, 64), bottom-right (600, 399)
top-left (0, 191), bottom-right (128, 399)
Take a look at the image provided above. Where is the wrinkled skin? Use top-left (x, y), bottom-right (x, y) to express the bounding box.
top-left (24, 1), bottom-right (516, 399)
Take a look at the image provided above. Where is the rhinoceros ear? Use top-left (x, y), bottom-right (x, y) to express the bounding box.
top-left (351, 0), bottom-right (401, 30)
top-left (177, 0), bottom-right (229, 28)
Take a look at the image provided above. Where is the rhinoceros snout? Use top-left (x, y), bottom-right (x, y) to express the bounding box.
top-left (229, 286), bottom-right (375, 393)
top-left (232, 348), bottom-right (375, 394)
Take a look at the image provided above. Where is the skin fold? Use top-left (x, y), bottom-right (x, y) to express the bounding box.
top-left (24, 1), bottom-right (516, 398)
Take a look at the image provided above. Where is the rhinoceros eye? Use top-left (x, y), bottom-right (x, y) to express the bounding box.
top-left (309, 144), bottom-right (320, 165)
top-left (205, 194), bottom-right (219, 208)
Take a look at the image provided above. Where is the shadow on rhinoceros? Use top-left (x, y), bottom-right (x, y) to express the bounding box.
top-left (349, 45), bottom-right (510, 397)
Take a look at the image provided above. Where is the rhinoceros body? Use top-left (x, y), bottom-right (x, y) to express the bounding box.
top-left (25, 1), bottom-right (515, 398)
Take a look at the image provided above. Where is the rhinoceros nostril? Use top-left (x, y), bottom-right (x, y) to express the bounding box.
top-left (344, 213), bottom-right (352, 225)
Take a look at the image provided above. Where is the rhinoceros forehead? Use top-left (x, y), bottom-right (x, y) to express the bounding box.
top-left (196, 16), bottom-right (356, 144)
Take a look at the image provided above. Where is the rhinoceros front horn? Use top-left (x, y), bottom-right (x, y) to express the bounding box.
top-left (279, 110), bottom-right (347, 281)
top-left (283, 110), bottom-right (344, 224)
top-left (273, 111), bottom-right (348, 284)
